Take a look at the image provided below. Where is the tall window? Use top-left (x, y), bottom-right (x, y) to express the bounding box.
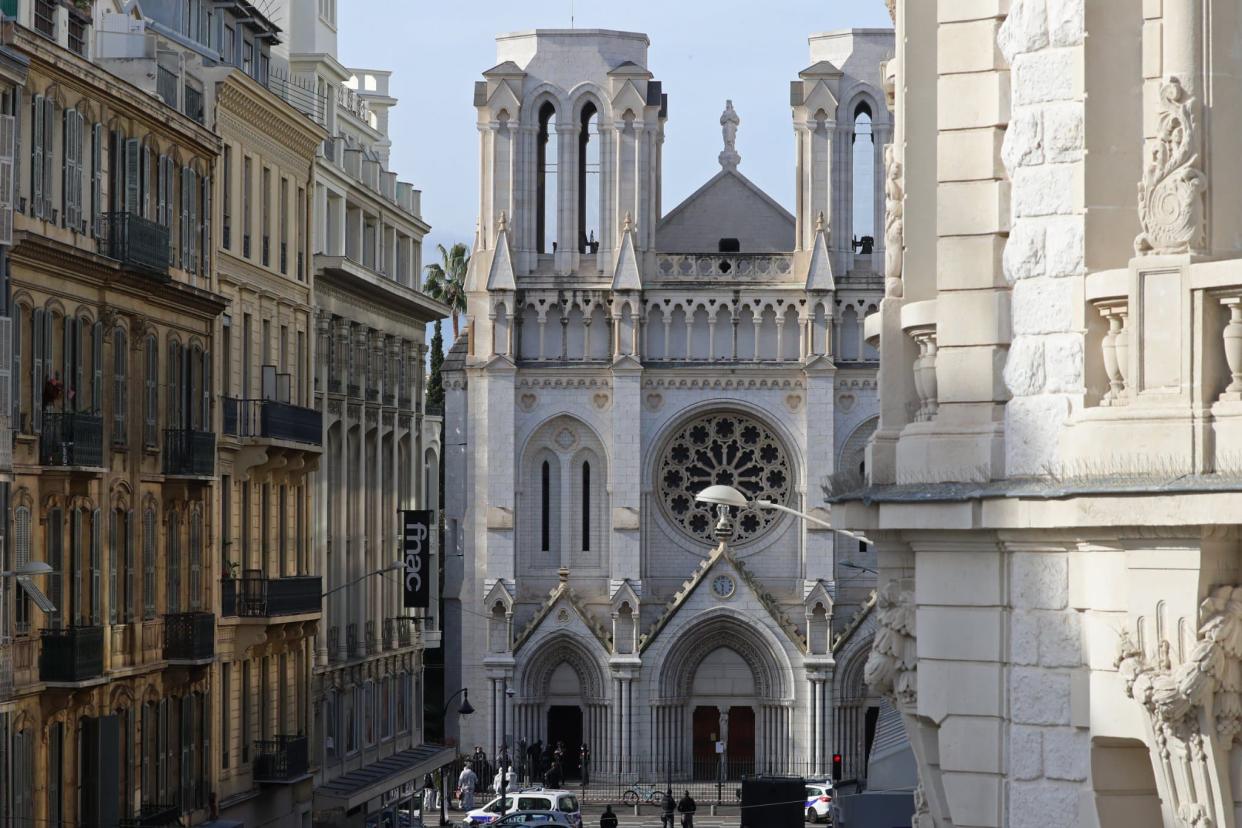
top-left (46, 507), bottom-right (62, 628)
top-left (166, 510), bottom-right (181, 613)
top-left (221, 662), bottom-right (231, 770)
top-left (261, 166), bottom-right (271, 266)
top-left (241, 660), bottom-right (251, 762)
top-left (242, 156), bottom-right (252, 258)
top-left (852, 104), bottom-right (875, 243)
top-left (113, 328), bottom-right (127, 445)
top-left (536, 102), bottom-right (557, 254)
top-left (577, 102), bottom-right (599, 253)
top-left (144, 335), bottom-right (158, 447)
top-left (143, 506), bottom-right (156, 619)
top-left (540, 460), bottom-right (550, 552)
top-left (279, 177), bottom-right (288, 274)
top-left (581, 461), bottom-right (591, 551)
top-left (13, 506), bottom-right (31, 633)
top-left (222, 144), bottom-right (231, 249)
top-left (189, 507), bottom-right (202, 610)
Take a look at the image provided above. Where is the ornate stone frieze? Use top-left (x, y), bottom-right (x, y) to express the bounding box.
top-left (884, 144), bottom-right (904, 297)
top-left (515, 376), bottom-right (611, 390)
top-left (1135, 77), bottom-right (1207, 256)
top-left (641, 376), bottom-right (804, 391)
top-left (864, 581), bottom-right (917, 712)
top-left (1117, 585), bottom-right (1242, 828)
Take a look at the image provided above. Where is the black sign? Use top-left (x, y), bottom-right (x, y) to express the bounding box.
top-left (402, 510), bottom-right (433, 609)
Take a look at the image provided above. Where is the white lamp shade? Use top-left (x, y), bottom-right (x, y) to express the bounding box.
top-left (695, 485), bottom-right (750, 508)
top-left (16, 561), bottom-right (52, 575)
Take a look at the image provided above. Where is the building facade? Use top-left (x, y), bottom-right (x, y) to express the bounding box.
top-left (0, 1), bottom-right (224, 825)
top-left (445, 28), bottom-right (887, 780)
top-left (842, 1), bottom-right (1242, 827)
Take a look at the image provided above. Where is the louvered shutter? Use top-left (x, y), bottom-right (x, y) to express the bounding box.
top-left (12, 88), bottom-right (20, 216)
top-left (180, 695), bottom-right (192, 811)
top-left (31, 308), bottom-right (43, 433)
top-left (0, 114), bottom-right (16, 245)
top-left (30, 95), bottom-right (42, 219)
top-left (157, 699), bottom-right (168, 803)
top-left (201, 175), bottom-right (210, 278)
top-left (91, 320), bottom-right (102, 413)
top-left (201, 350), bottom-right (210, 430)
top-left (0, 316), bottom-right (11, 421)
top-left (91, 124), bottom-right (101, 237)
top-left (124, 139), bottom-right (139, 216)
top-left (145, 338), bottom-right (157, 446)
top-left (142, 508), bottom-right (155, 619)
top-left (61, 110), bottom-right (71, 229)
top-left (11, 309), bottom-right (20, 426)
top-left (125, 508), bottom-right (135, 622)
top-left (166, 340), bottom-right (177, 431)
top-left (91, 507), bottom-right (102, 625)
top-left (180, 166), bottom-right (190, 269)
top-left (108, 507), bottom-right (117, 624)
top-left (71, 508), bottom-right (81, 625)
top-left (113, 329), bottom-right (126, 444)
top-left (187, 169), bottom-right (198, 273)
top-left (156, 154), bottom-right (166, 226)
top-left (62, 315), bottom-right (73, 405)
top-left (41, 97), bottom-right (52, 220)
top-left (141, 144), bottom-right (150, 220)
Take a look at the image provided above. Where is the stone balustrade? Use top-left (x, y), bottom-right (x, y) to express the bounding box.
top-left (653, 253), bottom-right (796, 282)
top-left (901, 300), bottom-right (938, 423)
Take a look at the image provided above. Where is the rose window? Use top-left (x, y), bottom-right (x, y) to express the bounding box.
top-left (656, 412), bottom-right (793, 545)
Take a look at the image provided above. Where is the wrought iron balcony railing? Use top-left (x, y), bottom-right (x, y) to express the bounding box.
top-left (222, 397), bottom-right (322, 446)
top-left (118, 803), bottom-right (182, 827)
top-left (162, 429), bottom-right (215, 477)
top-left (163, 612), bottom-right (215, 662)
top-left (40, 412), bottom-right (104, 468)
top-left (346, 621), bottom-right (359, 658)
top-left (221, 573), bottom-right (321, 618)
top-left (40, 625), bottom-right (105, 683)
top-left (365, 619), bottom-right (377, 655)
top-left (100, 213), bottom-right (171, 276)
top-left (253, 735), bottom-right (309, 783)
top-left (327, 624), bottom-right (340, 661)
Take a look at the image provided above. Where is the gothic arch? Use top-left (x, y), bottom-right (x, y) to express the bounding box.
top-left (518, 632), bottom-right (608, 701)
top-left (654, 610), bottom-right (793, 702)
top-left (838, 416), bottom-right (878, 478)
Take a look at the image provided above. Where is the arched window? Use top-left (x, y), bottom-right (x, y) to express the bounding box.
top-left (541, 459), bottom-right (551, 552)
top-left (537, 102), bottom-right (557, 255)
top-left (852, 103), bottom-right (875, 250)
top-left (577, 102), bottom-right (599, 254)
top-left (581, 460), bottom-right (591, 551)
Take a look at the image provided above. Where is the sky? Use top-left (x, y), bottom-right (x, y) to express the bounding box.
top-left (338, 0), bottom-right (894, 274)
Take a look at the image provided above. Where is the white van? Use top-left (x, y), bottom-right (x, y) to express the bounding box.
top-left (463, 789), bottom-right (582, 827)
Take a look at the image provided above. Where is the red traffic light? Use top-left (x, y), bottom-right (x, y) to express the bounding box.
top-left (831, 753), bottom-right (843, 782)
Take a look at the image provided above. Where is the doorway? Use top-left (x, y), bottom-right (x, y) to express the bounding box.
top-left (692, 706), bottom-right (720, 780)
top-left (726, 706), bottom-right (755, 777)
top-left (546, 705), bottom-right (583, 780)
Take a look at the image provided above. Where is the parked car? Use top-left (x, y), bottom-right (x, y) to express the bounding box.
top-left (491, 812), bottom-right (575, 826)
top-left (805, 782), bottom-right (834, 823)
top-left (464, 789), bottom-right (582, 827)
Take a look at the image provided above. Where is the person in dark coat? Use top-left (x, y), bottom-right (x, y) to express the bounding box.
top-left (543, 761), bottom-right (563, 789)
top-left (599, 804), bottom-right (619, 828)
top-left (517, 737), bottom-right (529, 783)
top-left (579, 742), bottom-right (591, 785)
top-left (528, 739), bottom-right (543, 780)
top-left (677, 790), bottom-right (697, 828)
top-left (660, 789), bottom-right (676, 828)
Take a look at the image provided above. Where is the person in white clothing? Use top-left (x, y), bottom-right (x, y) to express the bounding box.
top-left (458, 762), bottom-right (479, 810)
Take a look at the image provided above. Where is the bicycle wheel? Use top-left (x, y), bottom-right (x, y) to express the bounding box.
top-left (647, 791), bottom-right (663, 805)
top-left (622, 790), bottom-right (639, 807)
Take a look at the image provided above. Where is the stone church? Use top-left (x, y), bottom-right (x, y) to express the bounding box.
top-left (444, 27), bottom-right (891, 778)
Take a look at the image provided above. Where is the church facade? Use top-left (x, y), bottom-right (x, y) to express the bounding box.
top-left (444, 27), bottom-right (891, 778)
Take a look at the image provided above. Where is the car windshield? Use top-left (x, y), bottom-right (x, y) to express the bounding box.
top-left (487, 796), bottom-right (517, 813)
top-left (807, 787), bottom-right (823, 797)
top-left (558, 795), bottom-right (579, 812)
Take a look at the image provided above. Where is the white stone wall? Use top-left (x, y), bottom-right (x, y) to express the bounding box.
top-left (999, 0), bottom-right (1087, 476)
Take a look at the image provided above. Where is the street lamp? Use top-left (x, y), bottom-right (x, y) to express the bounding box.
top-left (838, 561), bottom-right (878, 575)
top-left (694, 485), bottom-right (869, 540)
top-left (320, 559), bottom-right (404, 600)
top-left (440, 688), bottom-right (475, 826)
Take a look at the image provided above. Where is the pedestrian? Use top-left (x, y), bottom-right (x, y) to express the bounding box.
top-left (529, 739), bottom-right (543, 780)
top-left (457, 761), bottom-right (479, 811)
top-left (493, 765), bottom-right (517, 795)
top-left (677, 790), bottom-right (697, 828)
top-left (517, 737), bottom-right (529, 783)
top-left (660, 789), bottom-right (676, 828)
top-left (599, 804), bottom-right (619, 828)
top-left (473, 745), bottom-right (490, 784)
top-left (580, 741), bottom-right (592, 785)
top-left (543, 760), bottom-right (562, 789)
top-left (422, 773), bottom-right (438, 815)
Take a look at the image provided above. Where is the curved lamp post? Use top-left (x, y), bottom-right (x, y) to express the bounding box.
top-left (440, 688), bottom-right (476, 826)
top-left (694, 485), bottom-right (868, 540)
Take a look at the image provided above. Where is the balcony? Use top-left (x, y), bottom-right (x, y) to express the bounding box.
top-left (40, 625), bottom-right (105, 684)
top-left (40, 412), bottom-right (104, 469)
top-left (162, 429), bottom-right (215, 477)
top-left (163, 612), bottom-right (215, 663)
top-left (221, 573), bottom-right (321, 619)
top-left (253, 735), bottom-right (310, 783)
top-left (100, 213), bottom-right (171, 277)
top-left (118, 804), bottom-right (182, 828)
top-left (223, 398), bottom-right (322, 446)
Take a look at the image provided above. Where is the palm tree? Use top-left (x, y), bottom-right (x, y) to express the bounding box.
top-left (424, 242), bottom-right (469, 338)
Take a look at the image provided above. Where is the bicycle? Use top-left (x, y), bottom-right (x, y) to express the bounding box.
top-left (621, 781), bottom-right (665, 806)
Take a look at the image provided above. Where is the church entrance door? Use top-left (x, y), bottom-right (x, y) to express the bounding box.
top-left (692, 706), bottom-right (721, 780)
top-left (546, 705), bottom-right (583, 780)
top-left (726, 706), bottom-right (755, 777)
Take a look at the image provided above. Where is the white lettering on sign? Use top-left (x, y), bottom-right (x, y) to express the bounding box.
top-left (405, 521), bottom-right (427, 593)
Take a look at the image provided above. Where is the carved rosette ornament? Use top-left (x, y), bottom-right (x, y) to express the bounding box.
top-left (864, 581), bottom-right (917, 712)
top-left (1116, 585), bottom-right (1242, 828)
top-left (1135, 77), bottom-right (1207, 256)
top-left (883, 144), bottom-right (905, 297)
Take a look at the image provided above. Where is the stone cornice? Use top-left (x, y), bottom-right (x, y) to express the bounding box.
top-left (641, 375), bottom-right (805, 391)
top-left (219, 252), bottom-right (312, 310)
top-left (216, 69), bottom-right (327, 170)
top-left (314, 275), bottom-right (434, 338)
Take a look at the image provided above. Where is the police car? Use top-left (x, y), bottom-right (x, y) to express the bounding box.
top-left (463, 789), bottom-right (582, 827)
top-left (804, 781), bottom-right (833, 823)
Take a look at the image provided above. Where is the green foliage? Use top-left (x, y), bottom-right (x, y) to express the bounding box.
top-left (427, 319), bottom-right (445, 414)
top-left (423, 242), bottom-right (469, 337)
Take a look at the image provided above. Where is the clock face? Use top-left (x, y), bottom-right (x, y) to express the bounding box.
top-left (711, 575), bottom-right (735, 599)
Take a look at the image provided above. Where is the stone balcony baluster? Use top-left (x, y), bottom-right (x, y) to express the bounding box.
top-left (1095, 298), bottom-right (1130, 406)
top-left (909, 325), bottom-right (938, 422)
top-left (1220, 296), bottom-right (1242, 402)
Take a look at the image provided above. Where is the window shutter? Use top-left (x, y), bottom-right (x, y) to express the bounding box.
top-left (91, 508), bottom-right (102, 625)
top-left (180, 695), bottom-right (192, 811)
top-left (30, 95), bottom-right (42, 219)
top-left (41, 97), bottom-right (52, 220)
top-left (0, 316), bottom-right (12, 422)
top-left (201, 175), bottom-right (210, 277)
top-left (166, 340), bottom-right (177, 430)
top-left (71, 508), bottom-right (82, 625)
top-left (31, 308), bottom-right (43, 433)
top-left (141, 144), bottom-right (150, 220)
top-left (91, 124), bottom-right (102, 236)
top-left (113, 330), bottom-right (126, 444)
top-left (143, 508), bottom-right (155, 619)
top-left (11, 308), bottom-right (20, 426)
top-left (124, 139), bottom-right (140, 216)
top-left (72, 317), bottom-right (84, 409)
top-left (92, 320), bottom-right (102, 413)
top-left (125, 508), bottom-right (135, 623)
top-left (0, 113), bottom-right (16, 245)
top-left (62, 314), bottom-right (74, 404)
top-left (156, 154), bottom-right (166, 226)
top-left (61, 110), bottom-right (71, 229)
top-left (157, 698), bottom-right (167, 803)
top-left (12, 88), bottom-right (20, 216)
top-left (180, 166), bottom-right (190, 268)
top-left (201, 349), bottom-right (210, 430)
top-left (145, 338), bottom-right (157, 446)
top-left (108, 507), bottom-right (117, 624)
top-left (188, 169), bottom-right (198, 273)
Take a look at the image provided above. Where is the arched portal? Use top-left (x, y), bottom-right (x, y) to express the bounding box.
top-left (513, 633), bottom-right (610, 776)
top-left (653, 612), bottom-right (793, 779)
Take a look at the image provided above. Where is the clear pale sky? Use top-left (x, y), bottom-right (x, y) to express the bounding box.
top-left (339, 0), bottom-right (893, 270)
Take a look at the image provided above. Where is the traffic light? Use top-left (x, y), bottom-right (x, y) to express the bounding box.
top-left (832, 753), bottom-right (843, 782)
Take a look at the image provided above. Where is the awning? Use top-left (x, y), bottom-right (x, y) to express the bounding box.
top-left (314, 744), bottom-right (456, 811)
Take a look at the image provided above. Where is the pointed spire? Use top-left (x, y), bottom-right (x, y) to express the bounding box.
top-left (612, 212), bottom-right (642, 291)
top-left (486, 211), bottom-right (516, 291)
top-left (805, 211), bottom-right (835, 292)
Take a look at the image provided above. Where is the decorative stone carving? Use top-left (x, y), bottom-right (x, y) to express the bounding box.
top-left (655, 412), bottom-right (793, 545)
top-left (864, 581), bottom-right (917, 712)
top-left (908, 327), bottom-right (938, 422)
top-left (1135, 77), bottom-right (1207, 256)
top-left (519, 392), bottom-right (537, 411)
top-left (884, 144), bottom-right (904, 297)
top-left (1095, 299), bottom-right (1130, 406)
top-left (719, 100), bottom-right (741, 171)
top-left (1117, 585), bottom-right (1242, 828)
